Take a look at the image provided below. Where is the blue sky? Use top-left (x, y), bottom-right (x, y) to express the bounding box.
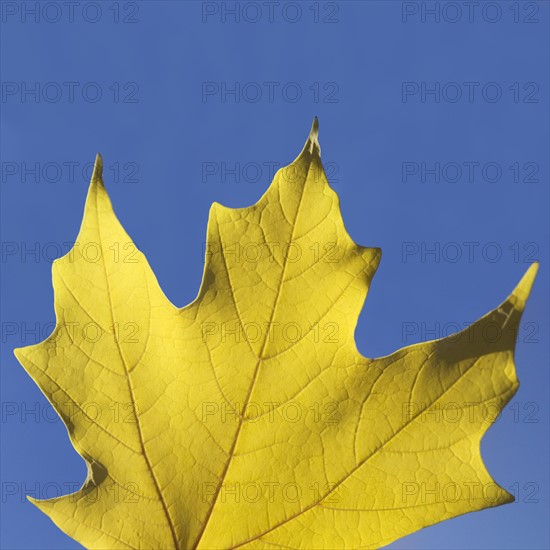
top-left (1, 1), bottom-right (548, 549)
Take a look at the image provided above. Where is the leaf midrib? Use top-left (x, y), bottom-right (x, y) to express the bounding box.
top-left (191, 153), bottom-right (315, 549)
top-left (95, 184), bottom-right (180, 549)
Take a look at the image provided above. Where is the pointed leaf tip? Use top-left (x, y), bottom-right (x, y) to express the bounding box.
top-left (305, 117), bottom-right (321, 157)
top-left (310, 116), bottom-right (319, 138)
top-left (91, 153), bottom-right (103, 185)
top-left (510, 262), bottom-right (538, 309)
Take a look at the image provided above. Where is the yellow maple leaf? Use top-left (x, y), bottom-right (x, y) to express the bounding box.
top-left (15, 119), bottom-right (537, 549)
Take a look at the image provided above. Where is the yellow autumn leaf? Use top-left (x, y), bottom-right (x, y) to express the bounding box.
top-left (15, 119), bottom-right (537, 550)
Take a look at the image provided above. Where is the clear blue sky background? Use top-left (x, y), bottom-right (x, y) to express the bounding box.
top-left (1, 1), bottom-right (548, 549)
